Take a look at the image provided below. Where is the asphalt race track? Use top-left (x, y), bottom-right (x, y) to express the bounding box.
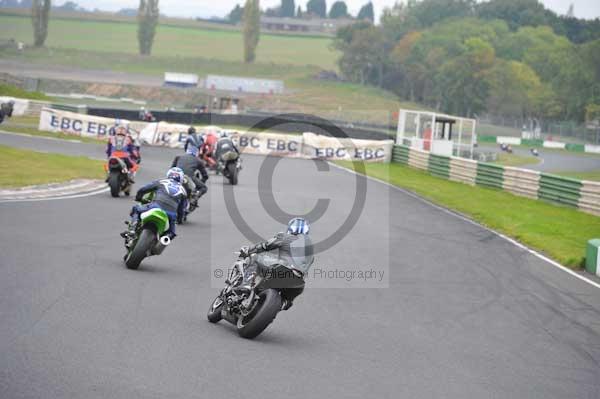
top-left (1, 133), bottom-right (600, 399)
top-left (482, 144), bottom-right (600, 172)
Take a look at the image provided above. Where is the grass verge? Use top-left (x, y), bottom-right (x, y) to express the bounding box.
top-left (493, 152), bottom-right (540, 167)
top-left (0, 144), bottom-right (105, 188)
top-left (0, 83), bottom-right (50, 101)
top-left (337, 161), bottom-right (600, 268)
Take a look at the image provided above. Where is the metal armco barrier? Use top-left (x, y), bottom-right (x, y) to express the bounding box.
top-left (392, 145), bottom-right (599, 217)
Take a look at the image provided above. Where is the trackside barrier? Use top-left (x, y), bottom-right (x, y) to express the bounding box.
top-left (449, 157), bottom-right (477, 185)
top-left (476, 163), bottom-right (504, 190)
top-left (392, 145), bottom-right (409, 164)
top-left (503, 167), bottom-right (540, 199)
top-left (408, 148), bottom-right (429, 171)
top-left (538, 174), bottom-right (582, 208)
top-left (428, 154), bottom-right (450, 179)
top-left (392, 145), bottom-right (599, 217)
top-left (579, 181), bottom-right (600, 216)
top-left (543, 141), bottom-right (566, 149)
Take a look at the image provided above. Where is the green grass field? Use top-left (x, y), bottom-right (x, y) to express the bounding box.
top-left (0, 144), bottom-right (104, 187)
top-left (0, 14), bottom-right (338, 69)
top-left (337, 161), bottom-right (600, 268)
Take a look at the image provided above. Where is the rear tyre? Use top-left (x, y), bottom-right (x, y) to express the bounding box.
top-left (125, 228), bottom-right (155, 270)
top-left (237, 289), bottom-right (281, 339)
top-left (227, 163), bottom-right (238, 186)
top-left (108, 172), bottom-right (120, 197)
top-left (207, 296), bottom-right (224, 323)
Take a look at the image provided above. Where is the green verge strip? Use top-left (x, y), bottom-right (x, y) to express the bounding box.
top-left (0, 145), bottom-right (105, 188)
top-left (337, 161), bottom-right (599, 269)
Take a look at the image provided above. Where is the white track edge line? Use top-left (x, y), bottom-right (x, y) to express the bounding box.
top-left (0, 186), bottom-right (109, 203)
top-left (328, 162), bottom-right (600, 290)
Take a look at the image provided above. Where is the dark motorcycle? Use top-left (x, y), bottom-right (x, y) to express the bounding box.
top-left (217, 150), bottom-right (241, 185)
top-left (207, 249), bottom-right (313, 339)
top-left (180, 174), bottom-right (201, 223)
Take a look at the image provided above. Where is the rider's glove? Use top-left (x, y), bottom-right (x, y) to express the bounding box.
top-left (239, 246), bottom-right (250, 258)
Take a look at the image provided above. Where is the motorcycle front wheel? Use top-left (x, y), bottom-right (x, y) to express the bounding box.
top-left (207, 296), bottom-right (224, 323)
top-left (236, 289), bottom-right (281, 339)
top-left (108, 172), bottom-right (121, 197)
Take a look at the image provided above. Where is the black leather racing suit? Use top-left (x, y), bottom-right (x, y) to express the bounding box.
top-left (171, 154), bottom-right (209, 197)
top-left (214, 138), bottom-right (240, 161)
top-left (243, 232), bottom-right (314, 303)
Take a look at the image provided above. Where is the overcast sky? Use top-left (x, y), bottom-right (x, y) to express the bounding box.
top-left (55, 0), bottom-right (600, 21)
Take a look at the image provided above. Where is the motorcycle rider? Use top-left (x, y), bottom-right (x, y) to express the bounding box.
top-left (171, 146), bottom-right (209, 215)
top-left (184, 127), bottom-right (203, 153)
top-left (200, 130), bottom-right (219, 168)
top-left (122, 167), bottom-right (188, 241)
top-left (214, 132), bottom-right (240, 162)
top-left (239, 218), bottom-right (313, 310)
top-left (106, 124), bottom-right (139, 181)
top-left (0, 100), bottom-right (15, 124)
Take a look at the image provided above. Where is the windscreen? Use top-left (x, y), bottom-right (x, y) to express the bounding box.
top-left (288, 235), bottom-right (314, 274)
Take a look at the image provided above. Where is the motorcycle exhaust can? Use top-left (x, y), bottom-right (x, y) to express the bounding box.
top-left (159, 235), bottom-right (171, 246)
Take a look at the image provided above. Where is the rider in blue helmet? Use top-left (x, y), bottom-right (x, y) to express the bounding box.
top-left (239, 218), bottom-right (313, 310)
top-left (122, 167), bottom-right (188, 240)
top-left (171, 145), bottom-right (209, 215)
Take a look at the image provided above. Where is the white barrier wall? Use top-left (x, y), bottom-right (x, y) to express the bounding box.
top-left (0, 97), bottom-right (29, 116)
top-left (41, 109), bottom-right (394, 163)
top-left (496, 136), bottom-right (522, 145)
top-left (585, 144), bottom-right (600, 154)
top-left (39, 107), bottom-right (147, 138)
top-left (543, 141), bottom-right (566, 149)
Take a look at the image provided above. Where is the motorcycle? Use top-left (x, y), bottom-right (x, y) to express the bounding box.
top-left (123, 196), bottom-right (171, 270)
top-left (217, 150), bottom-right (242, 185)
top-left (105, 151), bottom-right (137, 197)
top-left (207, 250), bottom-right (313, 339)
top-left (180, 174), bottom-right (201, 223)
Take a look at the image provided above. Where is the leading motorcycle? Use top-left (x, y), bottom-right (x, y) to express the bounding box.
top-left (207, 250), bottom-right (313, 339)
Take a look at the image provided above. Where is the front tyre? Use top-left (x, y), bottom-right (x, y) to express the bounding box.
top-left (237, 289), bottom-right (281, 339)
top-left (125, 228), bottom-right (155, 270)
top-left (108, 172), bottom-right (120, 197)
top-left (207, 296), bottom-right (224, 323)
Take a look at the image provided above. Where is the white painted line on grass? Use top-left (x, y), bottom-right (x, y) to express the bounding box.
top-left (329, 162), bottom-right (600, 290)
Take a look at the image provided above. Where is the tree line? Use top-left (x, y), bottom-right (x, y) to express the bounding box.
top-left (333, 0), bottom-right (600, 123)
top-left (229, 0), bottom-right (374, 23)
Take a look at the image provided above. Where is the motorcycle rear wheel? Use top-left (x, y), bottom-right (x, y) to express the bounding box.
top-left (227, 163), bottom-right (238, 186)
top-left (125, 228), bottom-right (154, 270)
top-left (236, 289), bottom-right (281, 339)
